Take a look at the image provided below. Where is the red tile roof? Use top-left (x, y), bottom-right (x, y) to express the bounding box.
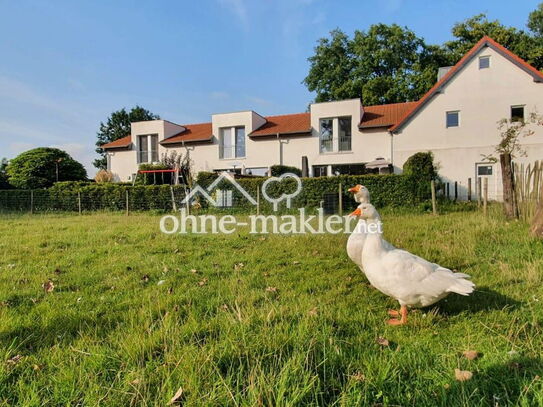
top-left (390, 36), bottom-right (543, 132)
top-left (250, 112), bottom-right (311, 137)
top-left (359, 102), bottom-right (418, 128)
top-left (160, 122), bottom-right (213, 145)
top-left (101, 136), bottom-right (132, 149)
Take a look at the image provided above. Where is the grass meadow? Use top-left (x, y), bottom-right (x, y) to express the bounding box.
top-left (0, 206), bottom-right (542, 406)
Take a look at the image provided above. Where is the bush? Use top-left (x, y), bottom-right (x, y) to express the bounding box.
top-left (6, 148), bottom-right (87, 189)
top-left (94, 170), bottom-right (114, 183)
top-left (270, 165), bottom-right (302, 177)
top-left (403, 152), bottom-right (438, 180)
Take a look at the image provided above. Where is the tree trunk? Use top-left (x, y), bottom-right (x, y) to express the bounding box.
top-left (500, 153), bottom-right (518, 219)
top-left (531, 200), bottom-right (543, 237)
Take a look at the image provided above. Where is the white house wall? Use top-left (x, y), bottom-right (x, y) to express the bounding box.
top-left (394, 45), bottom-right (543, 200)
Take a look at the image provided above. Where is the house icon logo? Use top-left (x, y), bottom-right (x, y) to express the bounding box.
top-left (181, 171), bottom-right (302, 210)
top-left (181, 172), bottom-right (257, 207)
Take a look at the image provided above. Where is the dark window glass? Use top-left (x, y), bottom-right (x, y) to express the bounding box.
top-left (446, 111), bottom-right (459, 127)
top-left (479, 56), bottom-right (490, 69)
top-left (331, 164), bottom-right (365, 175)
top-left (150, 135), bottom-right (158, 162)
top-left (511, 106), bottom-right (524, 122)
top-left (138, 135), bottom-right (148, 163)
top-left (477, 165), bottom-right (493, 176)
top-left (313, 165), bottom-right (328, 177)
top-left (338, 117), bottom-right (352, 151)
top-left (319, 119), bottom-right (333, 153)
top-left (235, 127), bottom-right (245, 157)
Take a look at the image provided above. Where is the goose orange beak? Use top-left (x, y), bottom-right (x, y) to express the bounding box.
top-left (349, 208), bottom-right (362, 217)
top-left (348, 185), bottom-right (361, 193)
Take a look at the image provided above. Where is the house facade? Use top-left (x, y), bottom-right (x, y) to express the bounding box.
top-left (102, 37), bottom-right (543, 200)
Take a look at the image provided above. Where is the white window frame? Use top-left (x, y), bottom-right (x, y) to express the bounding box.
top-left (319, 116), bottom-right (352, 154)
top-left (137, 134), bottom-right (159, 164)
top-left (219, 126), bottom-right (245, 159)
top-left (446, 111), bottom-right (460, 128)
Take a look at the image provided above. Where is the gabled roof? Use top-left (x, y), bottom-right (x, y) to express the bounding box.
top-left (160, 122), bottom-right (213, 145)
top-left (250, 113), bottom-right (311, 137)
top-left (390, 36), bottom-right (543, 132)
top-left (359, 102), bottom-right (418, 129)
top-left (101, 136), bottom-right (132, 149)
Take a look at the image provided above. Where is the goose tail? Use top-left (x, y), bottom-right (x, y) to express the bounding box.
top-left (445, 271), bottom-right (475, 296)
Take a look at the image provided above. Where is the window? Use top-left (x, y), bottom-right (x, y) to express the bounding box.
top-left (313, 165), bottom-right (328, 177)
top-left (137, 134), bottom-right (158, 163)
top-left (446, 111), bottom-right (459, 128)
top-left (219, 126), bottom-right (245, 159)
top-left (479, 56), bottom-right (490, 69)
top-left (338, 117), bottom-right (352, 151)
top-left (331, 163), bottom-right (365, 176)
top-left (477, 165), bottom-right (493, 176)
top-left (235, 127), bottom-right (245, 158)
top-left (319, 119), bottom-right (333, 153)
top-left (511, 105), bottom-right (525, 122)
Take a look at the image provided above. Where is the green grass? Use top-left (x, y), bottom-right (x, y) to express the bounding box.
top-left (0, 207), bottom-right (542, 406)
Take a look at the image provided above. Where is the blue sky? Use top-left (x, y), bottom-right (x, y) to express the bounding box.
top-left (0, 0), bottom-right (540, 175)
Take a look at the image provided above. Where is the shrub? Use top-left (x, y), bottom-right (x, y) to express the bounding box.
top-left (6, 148), bottom-right (87, 189)
top-left (403, 152), bottom-right (438, 180)
top-left (270, 165), bottom-right (302, 177)
top-left (94, 170), bottom-right (114, 183)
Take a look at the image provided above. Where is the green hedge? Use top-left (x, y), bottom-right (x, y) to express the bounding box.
top-left (0, 182), bottom-right (187, 212)
top-left (195, 172), bottom-right (430, 210)
top-left (0, 174), bottom-right (431, 213)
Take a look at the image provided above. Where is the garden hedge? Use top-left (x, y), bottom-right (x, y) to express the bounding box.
top-left (0, 173), bottom-right (431, 213)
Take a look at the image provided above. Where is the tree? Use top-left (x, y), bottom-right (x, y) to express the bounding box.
top-left (487, 112), bottom-right (543, 219)
top-left (528, 3), bottom-right (543, 37)
top-left (94, 106), bottom-right (160, 169)
top-left (0, 158), bottom-right (11, 189)
top-left (445, 14), bottom-right (543, 70)
top-left (6, 148), bottom-right (87, 189)
top-left (403, 152), bottom-right (438, 180)
top-left (304, 25), bottom-right (451, 105)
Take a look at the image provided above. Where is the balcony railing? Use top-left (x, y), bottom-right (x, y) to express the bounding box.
top-left (219, 146), bottom-right (245, 159)
top-left (339, 136), bottom-right (351, 152)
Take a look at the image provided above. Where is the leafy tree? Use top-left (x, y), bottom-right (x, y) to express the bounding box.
top-left (94, 106), bottom-right (160, 169)
top-left (445, 13), bottom-right (543, 70)
top-left (6, 148), bottom-right (87, 189)
top-left (528, 3), bottom-right (543, 36)
top-left (304, 25), bottom-right (452, 105)
top-left (0, 158), bottom-right (12, 189)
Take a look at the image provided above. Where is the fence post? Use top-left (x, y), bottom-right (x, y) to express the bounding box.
top-left (78, 192), bottom-right (82, 215)
top-left (256, 186), bottom-right (260, 215)
top-left (338, 182), bottom-right (343, 216)
top-left (170, 186), bottom-right (177, 212)
top-left (30, 190), bottom-right (34, 214)
top-left (483, 177), bottom-right (488, 217)
top-left (468, 178), bottom-right (472, 201)
top-left (446, 182), bottom-right (450, 199)
top-left (431, 180), bottom-right (437, 215)
top-left (125, 189), bottom-right (129, 216)
top-left (454, 181), bottom-right (458, 201)
top-left (477, 177), bottom-right (482, 207)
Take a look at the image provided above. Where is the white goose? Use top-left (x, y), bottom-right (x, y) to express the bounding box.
top-left (346, 185), bottom-right (393, 265)
top-left (349, 203), bottom-right (475, 325)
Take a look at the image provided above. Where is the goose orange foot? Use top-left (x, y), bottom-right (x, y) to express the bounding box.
top-left (386, 305), bottom-right (408, 326)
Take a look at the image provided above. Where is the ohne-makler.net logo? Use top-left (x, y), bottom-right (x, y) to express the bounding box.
top-left (159, 172), bottom-right (384, 235)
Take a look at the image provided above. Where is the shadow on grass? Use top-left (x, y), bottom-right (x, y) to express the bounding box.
top-left (0, 312), bottom-right (121, 353)
top-left (437, 286), bottom-right (521, 316)
top-left (439, 357), bottom-right (543, 406)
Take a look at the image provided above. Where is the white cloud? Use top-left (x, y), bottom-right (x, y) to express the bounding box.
top-left (384, 0), bottom-right (403, 13)
top-left (218, 0), bottom-right (249, 30)
top-left (246, 95), bottom-right (274, 107)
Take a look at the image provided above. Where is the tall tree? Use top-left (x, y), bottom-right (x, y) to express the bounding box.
top-left (528, 3), bottom-right (543, 36)
top-left (94, 106), bottom-right (160, 169)
top-left (6, 148), bottom-right (87, 189)
top-left (304, 25), bottom-right (451, 105)
top-left (445, 13), bottom-right (543, 70)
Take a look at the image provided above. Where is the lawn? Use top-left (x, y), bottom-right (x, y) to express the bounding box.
top-left (0, 208), bottom-right (542, 406)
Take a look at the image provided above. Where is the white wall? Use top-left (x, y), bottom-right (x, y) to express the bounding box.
top-left (394, 46), bottom-right (543, 200)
